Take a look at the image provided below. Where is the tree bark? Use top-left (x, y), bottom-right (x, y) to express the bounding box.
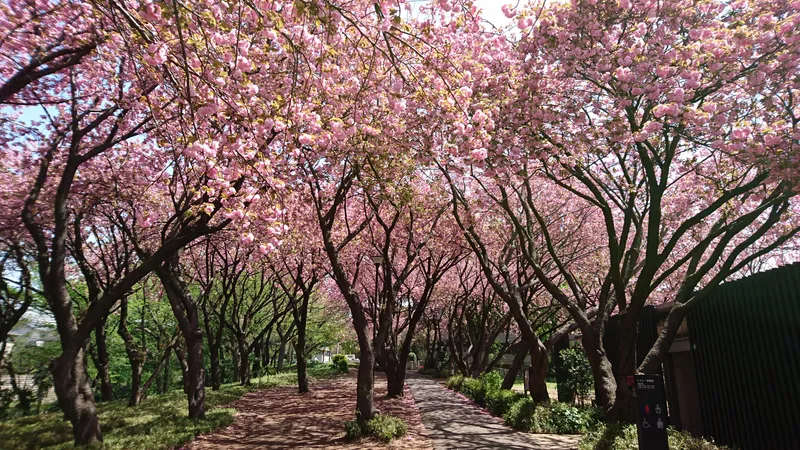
top-left (386, 358), bottom-right (407, 398)
top-left (295, 324), bottom-right (309, 393)
top-left (276, 339), bottom-right (287, 373)
top-left (118, 297), bottom-right (145, 406)
top-left (185, 332), bottom-right (206, 418)
top-left (237, 337), bottom-right (251, 386)
top-left (527, 340), bottom-right (549, 402)
top-left (156, 263), bottom-right (206, 418)
top-left (231, 342), bottom-right (240, 382)
top-left (161, 346), bottom-right (171, 394)
top-left (209, 341), bottom-right (221, 391)
top-left (502, 344), bottom-right (528, 390)
top-left (605, 322), bottom-right (637, 423)
top-left (51, 350), bottom-right (102, 444)
top-left (581, 332), bottom-right (616, 414)
top-left (94, 319), bottom-right (112, 402)
top-left (175, 345), bottom-right (189, 393)
top-left (252, 340), bottom-right (263, 379)
top-left (355, 334), bottom-right (378, 422)
top-left (129, 358), bottom-right (144, 407)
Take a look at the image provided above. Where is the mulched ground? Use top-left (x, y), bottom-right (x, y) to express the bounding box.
top-left (187, 373), bottom-right (433, 449)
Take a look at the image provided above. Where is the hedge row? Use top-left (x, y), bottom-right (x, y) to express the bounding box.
top-left (445, 373), bottom-right (599, 434)
top-left (579, 423), bottom-right (729, 450)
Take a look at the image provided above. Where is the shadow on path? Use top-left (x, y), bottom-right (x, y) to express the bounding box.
top-left (407, 374), bottom-right (580, 450)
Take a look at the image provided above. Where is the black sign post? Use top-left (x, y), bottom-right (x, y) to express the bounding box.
top-left (634, 374), bottom-right (669, 450)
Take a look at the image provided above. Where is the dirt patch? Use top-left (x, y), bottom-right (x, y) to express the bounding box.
top-left (187, 373), bottom-right (432, 449)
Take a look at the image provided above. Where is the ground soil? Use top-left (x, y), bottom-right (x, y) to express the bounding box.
top-left (187, 372), bottom-right (432, 449)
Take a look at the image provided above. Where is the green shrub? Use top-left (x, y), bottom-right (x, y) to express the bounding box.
top-left (344, 414), bottom-right (408, 443)
top-left (460, 377), bottom-right (488, 405)
top-left (502, 397), bottom-right (598, 434)
top-left (485, 389), bottom-right (523, 416)
top-left (547, 402), bottom-right (594, 434)
top-left (503, 396), bottom-right (539, 431)
top-left (445, 374), bottom-right (465, 391)
top-left (559, 347), bottom-right (593, 403)
top-left (479, 371), bottom-right (503, 392)
top-left (579, 423), bottom-right (728, 450)
top-left (332, 354), bottom-right (349, 373)
top-left (668, 428), bottom-right (728, 449)
top-left (344, 419), bottom-right (363, 439)
top-left (365, 414), bottom-right (408, 442)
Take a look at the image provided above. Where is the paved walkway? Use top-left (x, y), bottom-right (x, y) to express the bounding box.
top-left (407, 375), bottom-right (581, 450)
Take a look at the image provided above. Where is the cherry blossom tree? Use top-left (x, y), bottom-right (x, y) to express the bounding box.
top-left (462, 0), bottom-right (800, 421)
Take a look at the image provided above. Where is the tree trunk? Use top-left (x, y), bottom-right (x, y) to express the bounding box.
top-left (161, 346), bottom-right (171, 394)
top-left (581, 332), bottom-right (616, 414)
top-left (94, 320), bottom-right (112, 402)
top-left (296, 353), bottom-right (309, 394)
top-left (386, 361), bottom-right (406, 398)
top-left (356, 343), bottom-right (378, 422)
top-left (264, 338), bottom-right (272, 367)
top-left (502, 344), bottom-right (528, 390)
top-left (237, 337), bottom-right (251, 386)
top-left (129, 357), bottom-right (144, 406)
top-left (174, 345), bottom-right (189, 394)
top-left (252, 340), bottom-right (263, 379)
top-left (527, 341), bottom-right (549, 402)
top-left (276, 340), bottom-right (287, 373)
top-left (185, 333), bottom-right (206, 418)
top-left (209, 341), bottom-right (221, 391)
top-left (51, 350), bottom-right (102, 444)
top-left (118, 297), bottom-right (145, 406)
top-left (6, 362), bottom-right (32, 414)
top-left (296, 323), bottom-right (309, 393)
top-left (605, 335), bottom-right (637, 423)
top-left (156, 261), bottom-right (206, 418)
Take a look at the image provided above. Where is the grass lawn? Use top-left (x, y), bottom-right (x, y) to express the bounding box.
top-left (512, 380), bottom-right (558, 392)
top-left (0, 365), bottom-right (339, 450)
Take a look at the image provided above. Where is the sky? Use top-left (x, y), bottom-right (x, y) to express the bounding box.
top-left (473, 0), bottom-right (516, 28)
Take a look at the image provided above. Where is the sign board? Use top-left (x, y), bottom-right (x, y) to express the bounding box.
top-left (634, 374), bottom-right (669, 450)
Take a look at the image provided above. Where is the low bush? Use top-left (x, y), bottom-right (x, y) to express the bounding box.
top-left (502, 396), bottom-right (598, 434)
top-left (579, 423), bottom-right (728, 450)
top-left (445, 374), bottom-right (465, 391)
top-left (344, 419), bottom-right (363, 439)
top-left (547, 402), bottom-right (597, 434)
top-left (446, 371), bottom-right (596, 435)
top-left (503, 396), bottom-right (539, 431)
top-left (485, 389), bottom-right (524, 416)
top-left (344, 414), bottom-right (408, 443)
top-left (365, 414), bottom-right (408, 442)
top-left (559, 347), bottom-right (593, 404)
top-left (479, 371), bottom-right (503, 392)
top-left (460, 377), bottom-right (488, 405)
top-left (332, 354), bottom-right (349, 373)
